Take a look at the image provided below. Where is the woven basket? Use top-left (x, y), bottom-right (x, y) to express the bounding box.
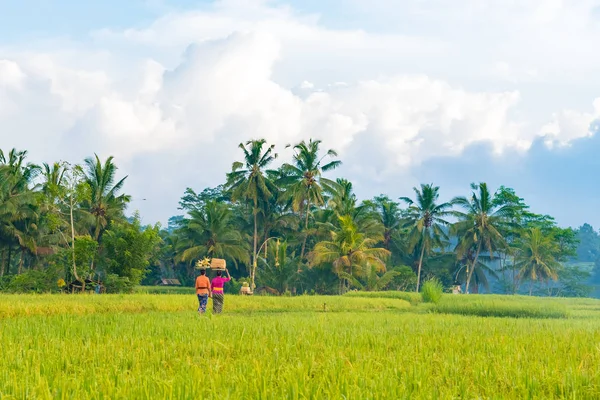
top-left (211, 258), bottom-right (226, 270)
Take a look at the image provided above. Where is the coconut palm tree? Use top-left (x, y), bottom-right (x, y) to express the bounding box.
top-left (327, 178), bottom-right (356, 217)
top-left (400, 184), bottom-right (453, 292)
top-left (257, 241), bottom-right (301, 294)
top-left (0, 149), bottom-right (40, 276)
top-left (82, 155), bottom-right (130, 242)
top-left (176, 201), bottom-right (250, 266)
top-left (226, 139), bottom-right (278, 288)
top-left (369, 195), bottom-right (402, 250)
top-left (515, 227), bottom-right (560, 295)
top-left (256, 178), bottom-right (299, 257)
top-left (41, 162), bottom-right (66, 197)
top-left (453, 248), bottom-right (499, 294)
top-left (310, 215), bottom-right (390, 293)
top-left (339, 265), bottom-right (402, 291)
top-left (279, 139), bottom-right (341, 259)
top-left (452, 183), bottom-right (512, 294)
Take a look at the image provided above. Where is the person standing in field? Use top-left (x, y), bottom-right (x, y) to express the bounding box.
top-left (211, 268), bottom-right (231, 314)
top-left (195, 269), bottom-right (211, 314)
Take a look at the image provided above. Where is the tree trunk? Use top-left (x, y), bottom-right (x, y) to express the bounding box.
top-left (500, 252), bottom-right (508, 293)
top-left (18, 249), bottom-right (25, 275)
top-left (529, 281), bottom-right (533, 296)
top-left (90, 216), bottom-right (102, 274)
top-left (0, 249), bottom-right (5, 277)
top-left (5, 247), bottom-right (12, 276)
top-left (465, 242), bottom-right (482, 294)
top-left (251, 204), bottom-right (258, 290)
top-left (300, 198), bottom-right (311, 260)
top-left (512, 254), bottom-right (519, 294)
top-left (70, 197), bottom-right (82, 286)
top-left (415, 235), bottom-right (426, 292)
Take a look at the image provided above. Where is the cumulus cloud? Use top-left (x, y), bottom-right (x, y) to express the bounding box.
top-left (541, 98), bottom-right (600, 147)
top-left (1, 0), bottom-right (599, 223)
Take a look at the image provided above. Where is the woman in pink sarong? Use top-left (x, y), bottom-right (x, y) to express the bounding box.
top-left (211, 269), bottom-right (231, 314)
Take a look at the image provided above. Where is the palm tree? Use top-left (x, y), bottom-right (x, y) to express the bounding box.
top-left (515, 227), bottom-right (560, 295)
top-left (0, 149), bottom-right (40, 276)
top-left (279, 139), bottom-right (341, 259)
top-left (226, 139), bottom-right (278, 288)
top-left (326, 182), bottom-right (384, 242)
top-left (256, 177), bottom-right (299, 257)
top-left (41, 162), bottom-right (66, 197)
top-left (257, 241), bottom-right (300, 294)
top-left (452, 183), bottom-right (512, 294)
top-left (400, 184), bottom-right (453, 292)
top-left (176, 201), bottom-right (250, 267)
top-left (453, 248), bottom-right (499, 294)
top-left (339, 266), bottom-right (401, 291)
top-left (327, 178), bottom-right (356, 217)
top-left (369, 195), bottom-right (402, 250)
top-left (82, 155), bottom-right (130, 242)
top-left (40, 162), bottom-right (69, 241)
top-left (310, 215), bottom-right (390, 293)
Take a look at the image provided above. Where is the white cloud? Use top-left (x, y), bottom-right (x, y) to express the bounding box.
top-left (0, 0), bottom-right (599, 222)
top-left (541, 98), bottom-right (600, 146)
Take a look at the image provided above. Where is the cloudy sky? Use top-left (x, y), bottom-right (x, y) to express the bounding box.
top-left (1, 0), bottom-right (600, 228)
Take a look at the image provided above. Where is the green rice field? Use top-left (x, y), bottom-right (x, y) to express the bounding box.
top-left (1, 293), bottom-right (600, 399)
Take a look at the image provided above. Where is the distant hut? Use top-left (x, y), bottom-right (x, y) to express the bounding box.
top-left (158, 278), bottom-right (182, 286)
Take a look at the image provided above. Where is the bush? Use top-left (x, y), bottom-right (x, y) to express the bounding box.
top-left (388, 266), bottom-right (417, 292)
top-left (104, 274), bottom-right (136, 293)
top-left (421, 278), bottom-right (443, 304)
top-left (1, 266), bottom-right (63, 293)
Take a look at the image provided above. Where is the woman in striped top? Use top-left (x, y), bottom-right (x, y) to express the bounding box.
top-left (211, 269), bottom-right (231, 314)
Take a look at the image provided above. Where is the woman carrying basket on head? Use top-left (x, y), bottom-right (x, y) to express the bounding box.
top-left (195, 268), bottom-right (211, 314)
top-left (211, 268), bottom-right (231, 314)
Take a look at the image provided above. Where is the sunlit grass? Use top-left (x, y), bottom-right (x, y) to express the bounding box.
top-left (0, 294), bottom-right (411, 319)
top-left (344, 290), bottom-right (423, 305)
top-left (1, 293), bottom-right (600, 398)
top-left (134, 285), bottom-right (194, 295)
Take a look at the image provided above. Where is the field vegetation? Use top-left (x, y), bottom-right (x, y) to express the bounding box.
top-left (1, 293), bottom-right (600, 399)
top-left (3, 139), bottom-right (600, 398)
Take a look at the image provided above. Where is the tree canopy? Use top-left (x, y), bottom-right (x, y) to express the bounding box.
top-left (0, 142), bottom-right (595, 297)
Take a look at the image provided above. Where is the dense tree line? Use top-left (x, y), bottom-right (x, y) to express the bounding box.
top-left (151, 139), bottom-right (593, 297)
top-left (0, 141), bottom-right (596, 296)
top-left (0, 149), bottom-right (161, 292)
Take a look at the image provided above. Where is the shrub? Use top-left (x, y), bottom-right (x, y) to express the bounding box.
top-left (2, 267), bottom-right (62, 293)
top-left (421, 278), bottom-right (443, 304)
top-left (104, 274), bottom-right (136, 293)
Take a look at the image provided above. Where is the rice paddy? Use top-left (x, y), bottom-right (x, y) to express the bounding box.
top-left (1, 293), bottom-right (600, 399)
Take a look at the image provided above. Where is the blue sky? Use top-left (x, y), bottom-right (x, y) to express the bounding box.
top-left (0, 1), bottom-right (155, 39)
top-left (1, 0), bottom-right (599, 228)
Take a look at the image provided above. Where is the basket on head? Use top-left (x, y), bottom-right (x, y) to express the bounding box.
top-left (195, 257), bottom-right (211, 269)
top-left (211, 258), bottom-right (226, 270)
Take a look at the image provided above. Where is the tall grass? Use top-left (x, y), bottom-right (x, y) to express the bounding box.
top-left (0, 294), bottom-right (411, 319)
top-left (421, 278), bottom-right (443, 304)
top-left (430, 295), bottom-right (570, 319)
top-left (1, 294), bottom-right (599, 398)
top-left (344, 290), bottom-right (422, 305)
top-left (134, 285), bottom-right (194, 295)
